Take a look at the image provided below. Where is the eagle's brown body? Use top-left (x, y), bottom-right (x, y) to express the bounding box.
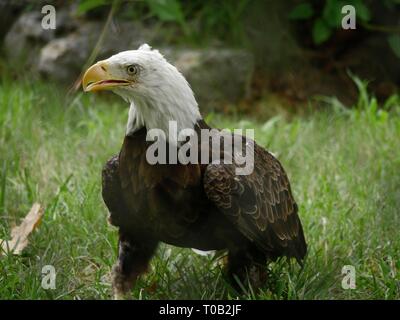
top-left (102, 120), bottom-right (307, 294)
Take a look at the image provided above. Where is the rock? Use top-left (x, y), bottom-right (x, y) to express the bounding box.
top-left (4, 3), bottom-right (253, 109)
top-left (38, 21), bottom-right (158, 83)
top-left (4, 11), bottom-right (52, 66)
top-left (38, 21), bottom-right (254, 110)
top-left (0, 1), bottom-right (24, 44)
top-left (164, 48), bottom-right (254, 111)
top-left (4, 5), bottom-right (78, 66)
top-left (241, 1), bottom-right (308, 74)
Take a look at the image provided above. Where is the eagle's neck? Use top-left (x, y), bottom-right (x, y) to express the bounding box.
top-left (126, 89), bottom-right (202, 145)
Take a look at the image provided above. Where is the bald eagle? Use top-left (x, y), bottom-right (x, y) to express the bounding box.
top-left (82, 44), bottom-right (307, 298)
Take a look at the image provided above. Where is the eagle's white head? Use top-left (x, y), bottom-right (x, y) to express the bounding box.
top-left (82, 44), bottom-right (202, 140)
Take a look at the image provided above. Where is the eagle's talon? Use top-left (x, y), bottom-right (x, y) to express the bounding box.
top-left (111, 264), bottom-right (135, 300)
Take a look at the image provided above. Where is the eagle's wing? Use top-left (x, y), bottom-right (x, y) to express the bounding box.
top-left (203, 141), bottom-right (307, 262)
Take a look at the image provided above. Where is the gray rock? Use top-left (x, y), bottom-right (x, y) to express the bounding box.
top-left (164, 48), bottom-right (254, 111)
top-left (4, 11), bottom-right (53, 65)
top-left (4, 5), bottom-right (78, 66)
top-left (38, 21), bottom-right (254, 109)
top-left (0, 1), bottom-right (24, 44)
top-left (4, 3), bottom-right (254, 108)
top-left (38, 21), bottom-right (158, 82)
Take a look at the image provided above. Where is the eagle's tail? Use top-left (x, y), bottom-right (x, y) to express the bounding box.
top-left (292, 214), bottom-right (307, 266)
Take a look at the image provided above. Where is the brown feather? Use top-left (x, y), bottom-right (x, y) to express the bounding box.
top-left (102, 120), bottom-right (307, 276)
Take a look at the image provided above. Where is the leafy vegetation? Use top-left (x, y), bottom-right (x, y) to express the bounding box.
top-left (289, 0), bottom-right (400, 57)
top-left (75, 0), bottom-right (400, 53)
top-left (289, 0), bottom-right (371, 45)
top-left (0, 75), bottom-right (399, 299)
top-left (76, 0), bottom-right (250, 45)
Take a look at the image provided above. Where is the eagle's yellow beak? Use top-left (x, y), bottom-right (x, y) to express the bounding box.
top-left (82, 61), bottom-right (130, 92)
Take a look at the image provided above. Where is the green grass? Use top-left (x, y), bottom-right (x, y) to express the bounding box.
top-left (0, 76), bottom-right (399, 300)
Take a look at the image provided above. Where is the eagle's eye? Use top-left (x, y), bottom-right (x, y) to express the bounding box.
top-left (127, 64), bottom-right (139, 76)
